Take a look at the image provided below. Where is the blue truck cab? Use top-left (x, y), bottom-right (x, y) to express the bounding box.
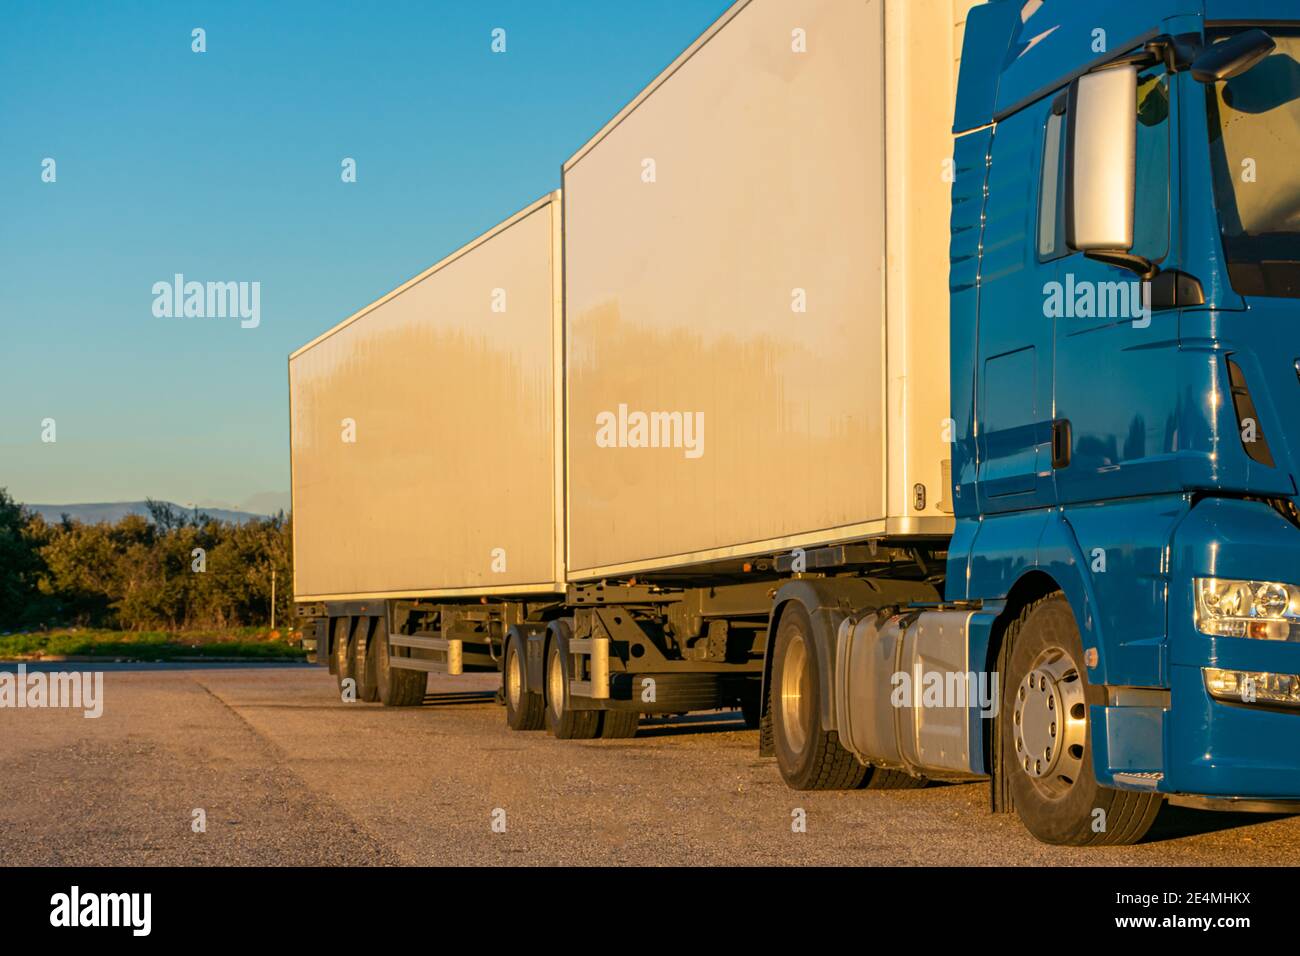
top-left (947, 0), bottom-right (1300, 841)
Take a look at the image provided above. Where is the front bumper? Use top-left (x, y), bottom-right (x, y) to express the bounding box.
top-left (1163, 661), bottom-right (1300, 798)
top-left (1094, 497), bottom-right (1300, 802)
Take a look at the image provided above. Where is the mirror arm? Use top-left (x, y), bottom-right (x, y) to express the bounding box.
top-left (1154, 34), bottom-right (1201, 73)
top-left (1083, 251), bottom-right (1160, 280)
top-left (1104, 34), bottom-right (1201, 74)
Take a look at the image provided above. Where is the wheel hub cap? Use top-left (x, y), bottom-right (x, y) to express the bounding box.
top-left (1012, 649), bottom-right (1087, 795)
top-left (507, 650), bottom-right (522, 708)
top-left (1015, 669), bottom-right (1062, 777)
top-left (547, 650), bottom-right (564, 720)
top-left (779, 633), bottom-right (809, 754)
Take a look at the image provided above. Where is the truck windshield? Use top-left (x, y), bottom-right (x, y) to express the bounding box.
top-left (1207, 28), bottom-right (1300, 297)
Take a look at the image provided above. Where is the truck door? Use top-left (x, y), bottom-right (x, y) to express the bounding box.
top-left (1050, 65), bottom-right (1180, 505)
top-left (973, 98), bottom-right (1059, 513)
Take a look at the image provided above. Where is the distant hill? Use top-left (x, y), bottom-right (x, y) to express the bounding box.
top-left (23, 501), bottom-right (272, 526)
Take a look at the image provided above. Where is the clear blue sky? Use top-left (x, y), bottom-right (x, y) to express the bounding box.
top-left (0, 0), bottom-right (731, 513)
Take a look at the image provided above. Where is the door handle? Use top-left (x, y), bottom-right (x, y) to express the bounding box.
top-left (1051, 418), bottom-right (1072, 469)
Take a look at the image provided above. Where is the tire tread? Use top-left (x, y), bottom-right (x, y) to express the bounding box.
top-left (599, 710), bottom-right (640, 739)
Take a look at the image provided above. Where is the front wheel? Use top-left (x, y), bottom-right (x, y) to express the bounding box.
top-left (1002, 595), bottom-right (1162, 845)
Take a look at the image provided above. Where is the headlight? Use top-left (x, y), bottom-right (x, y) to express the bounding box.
top-left (1194, 577), bottom-right (1300, 640)
top-left (1205, 667), bottom-right (1300, 707)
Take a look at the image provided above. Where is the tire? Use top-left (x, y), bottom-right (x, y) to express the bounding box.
top-left (758, 677), bottom-right (775, 757)
top-left (375, 617), bottom-right (426, 707)
top-left (504, 631), bottom-right (545, 730)
top-left (333, 617), bottom-right (356, 699)
top-left (544, 623), bottom-right (601, 740)
top-left (354, 617), bottom-right (380, 702)
top-left (1002, 594), bottom-right (1162, 846)
top-left (770, 603), bottom-right (867, 790)
top-left (599, 709), bottom-right (640, 739)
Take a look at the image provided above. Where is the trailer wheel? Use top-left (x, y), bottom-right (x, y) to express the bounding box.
top-left (333, 617), bottom-right (356, 699)
top-left (544, 625), bottom-right (601, 740)
top-left (375, 617), bottom-right (426, 707)
top-left (1002, 594), bottom-right (1162, 845)
top-left (599, 710), bottom-right (640, 739)
top-left (504, 631), bottom-right (544, 730)
top-left (771, 603), bottom-right (866, 790)
top-left (354, 618), bottom-right (380, 702)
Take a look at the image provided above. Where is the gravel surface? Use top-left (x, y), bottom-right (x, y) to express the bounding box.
top-left (2, 662), bottom-right (1297, 866)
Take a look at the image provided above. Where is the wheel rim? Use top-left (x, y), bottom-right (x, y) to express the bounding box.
top-left (334, 621), bottom-right (348, 670)
top-left (779, 631), bottom-right (810, 754)
top-left (506, 645), bottom-right (522, 709)
top-left (547, 647), bottom-right (564, 721)
top-left (1012, 646), bottom-right (1087, 798)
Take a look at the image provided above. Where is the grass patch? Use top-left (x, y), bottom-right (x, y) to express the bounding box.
top-left (0, 627), bottom-right (306, 661)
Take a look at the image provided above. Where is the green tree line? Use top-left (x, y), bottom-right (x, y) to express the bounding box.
top-left (0, 488), bottom-right (292, 632)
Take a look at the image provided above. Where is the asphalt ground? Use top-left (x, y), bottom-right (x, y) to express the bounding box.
top-left (2, 662), bottom-right (1298, 866)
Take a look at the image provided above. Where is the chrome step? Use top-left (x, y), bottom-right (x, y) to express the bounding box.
top-left (389, 635), bottom-right (463, 675)
top-left (1112, 771), bottom-right (1164, 790)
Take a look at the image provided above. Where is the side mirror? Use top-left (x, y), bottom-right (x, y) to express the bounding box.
top-left (1066, 66), bottom-right (1137, 254)
top-left (1192, 29), bottom-right (1276, 83)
